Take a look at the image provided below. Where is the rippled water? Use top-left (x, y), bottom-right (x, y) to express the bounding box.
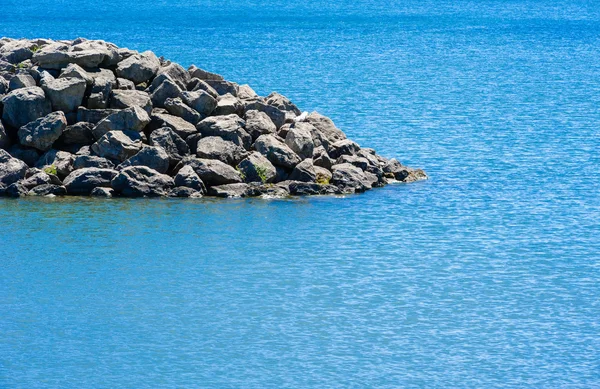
top-left (2, 1), bottom-right (600, 387)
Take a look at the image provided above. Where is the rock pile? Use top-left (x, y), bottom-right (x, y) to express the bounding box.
top-left (0, 37), bottom-right (426, 198)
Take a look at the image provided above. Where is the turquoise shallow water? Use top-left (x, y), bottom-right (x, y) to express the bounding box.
top-left (2, 0), bottom-right (600, 387)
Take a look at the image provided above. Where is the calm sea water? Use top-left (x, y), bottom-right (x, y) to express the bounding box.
top-left (2, 1), bottom-right (600, 387)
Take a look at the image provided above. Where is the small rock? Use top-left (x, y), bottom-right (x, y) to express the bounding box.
top-left (90, 186), bottom-right (114, 198)
top-left (208, 183), bottom-right (249, 198)
top-left (35, 149), bottom-right (74, 178)
top-left (288, 158), bottom-right (317, 182)
top-left (148, 127), bottom-right (189, 167)
top-left (59, 63), bottom-right (93, 85)
top-left (243, 100), bottom-right (286, 129)
top-left (329, 139), bottom-right (361, 159)
top-left (9, 73), bottom-right (36, 91)
top-left (87, 77), bottom-right (112, 109)
top-left (331, 163), bottom-right (372, 193)
top-left (285, 122), bottom-right (315, 160)
top-left (28, 184), bottom-right (67, 196)
top-left (188, 65), bottom-right (224, 81)
top-left (237, 152), bottom-right (277, 184)
top-left (148, 113), bottom-right (197, 139)
top-left (214, 93), bottom-right (243, 116)
top-left (150, 76), bottom-right (182, 108)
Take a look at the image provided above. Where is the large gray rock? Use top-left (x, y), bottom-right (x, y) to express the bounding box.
top-left (8, 145), bottom-right (40, 167)
top-left (0, 149), bottom-right (28, 185)
top-left (35, 149), bottom-right (74, 178)
top-left (28, 184), bottom-right (67, 196)
top-left (196, 136), bottom-right (248, 166)
top-left (329, 139), bottom-right (361, 159)
top-left (286, 181), bottom-right (340, 196)
top-left (181, 90), bottom-right (217, 116)
top-left (76, 107), bottom-right (120, 124)
top-left (236, 152), bottom-right (276, 184)
top-left (174, 164), bottom-right (206, 193)
top-left (91, 130), bottom-right (143, 162)
top-left (150, 76), bottom-right (182, 108)
top-left (305, 112), bottom-right (346, 145)
top-left (0, 39), bottom-right (34, 64)
top-left (60, 122), bottom-right (95, 145)
top-left (156, 62), bottom-right (190, 90)
top-left (115, 51), bottom-right (160, 84)
top-left (42, 77), bottom-right (86, 112)
top-left (245, 109), bottom-right (276, 140)
top-left (253, 134), bottom-right (301, 169)
top-left (243, 100), bottom-right (286, 129)
top-left (285, 122), bottom-right (315, 160)
top-left (32, 44), bottom-right (106, 69)
top-left (20, 171), bottom-right (52, 189)
top-left (149, 113), bottom-right (196, 139)
top-left (18, 111), bottom-right (67, 152)
top-left (331, 163), bottom-right (372, 193)
top-left (164, 97), bottom-right (202, 125)
top-left (9, 73), bottom-right (36, 91)
top-left (59, 63), bottom-right (93, 85)
top-left (188, 65), bottom-right (224, 81)
top-left (118, 145), bottom-right (169, 174)
top-left (208, 183), bottom-right (250, 198)
top-left (238, 84), bottom-right (258, 100)
top-left (383, 158), bottom-right (427, 183)
top-left (111, 165), bottom-right (174, 197)
top-left (205, 80), bottom-right (238, 96)
top-left (71, 39), bottom-right (120, 67)
top-left (87, 77), bottom-right (112, 109)
top-left (288, 158), bottom-right (317, 183)
top-left (312, 146), bottom-right (334, 171)
top-left (148, 127), bottom-right (189, 166)
top-left (73, 155), bottom-right (115, 170)
top-left (266, 92), bottom-right (301, 120)
top-left (214, 93), bottom-right (243, 116)
top-left (196, 114), bottom-right (251, 149)
top-left (1, 87), bottom-right (52, 129)
top-left (110, 89), bottom-right (153, 115)
top-left (92, 106), bottom-right (150, 139)
top-left (63, 167), bottom-right (118, 195)
top-left (188, 79), bottom-right (219, 98)
top-left (178, 157), bottom-right (242, 187)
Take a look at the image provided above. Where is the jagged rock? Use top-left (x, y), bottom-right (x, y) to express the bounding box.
top-left (0, 149), bottom-right (28, 185)
top-left (214, 93), bottom-right (243, 116)
top-left (208, 183), bottom-right (249, 198)
top-left (236, 152), bottom-right (276, 184)
top-left (243, 99), bottom-right (286, 129)
top-left (174, 165), bottom-right (206, 193)
top-left (266, 92), bottom-right (301, 121)
top-left (164, 97), bottom-right (202, 125)
top-left (383, 158), bottom-right (427, 182)
top-left (181, 90), bottom-right (217, 116)
top-left (92, 106), bottom-right (150, 139)
top-left (253, 134), bottom-right (301, 169)
top-left (306, 112), bottom-right (346, 145)
top-left (18, 111), bottom-right (67, 152)
top-left (314, 166), bottom-right (333, 184)
top-left (196, 114), bottom-right (251, 149)
top-left (285, 122), bottom-right (315, 160)
top-left (63, 167), bottom-right (118, 195)
top-left (115, 51), bottom-right (160, 84)
top-left (71, 40), bottom-right (120, 67)
top-left (313, 146), bottom-right (334, 171)
top-left (245, 182), bottom-right (290, 198)
top-left (110, 89), bottom-right (152, 115)
top-left (178, 157), bottom-right (242, 187)
top-left (59, 63), bottom-right (93, 85)
top-left (150, 76), bottom-right (182, 108)
top-left (245, 110), bottom-right (276, 140)
top-left (205, 80), bottom-right (238, 96)
top-left (196, 136), bottom-right (248, 166)
top-left (148, 127), bottom-right (189, 166)
top-left (329, 139), bottom-right (360, 159)
top-left (1, 86), bottom-right (52, 129)
top-left (59, 122), bottom-right (95, 145)
top-left (86, 68), bottom-right (117, 88)
top-left (185, 133), bottom-right (202, 155)
top-left (0, 40), bottom-right (34, 64)
top-left (331, 163), bottom-right (372, 193)
top-left (35, 149), bottom-right (74, 178)
top-left (91, 130), bottom-right (143, 162)
top-left (288, 158), bottom-right (317, 182)
top-left (8, 145), bottom-right (40, 167)
top-left (20, 171), bottom-right (52, 189)
top-left (188, 65), bottom-right (224, 81)
top-left (0, 121), bottom-right (10, 149)
top-left (156, 62), bottom-right (190, 90)
top-left (117, 78), bottom-right (135, 90)
top-left (118, 145), bottom-right (169, 174)
top-left (148, 112), bottom-right (196, 139)
top-left (188, 79), bottom-right (219, 98)
top-left (32, 44), bottom-right (107, 69)
top-left (111, 165), bottom-right (174, 197)
top-left (0, 77), bottom-right (8, 95)
top-left (90, 187), bottom-right (114, 197)
top-left (28, 184), bottom-right (67, 196)
top-left (76, 107), bottom-right (120, 124)
top-left (73, 155), bottom-right (115, 170)
top-left (5, 182), bottom-right (29, 197)
top-left (87, 77), bottom-right (112, 109)
top-left (238, 84), bottom-right (258, 100)
top-left (42, 77), bottom-right (86, 112)
top-left (337, 154), bottom-right (370, 171)
top-left (9, 73), bottom-right (36, 91)
top-left (286, 181), bottom-right (340, 196)
top-left (168, 186), bottom-right (203, 198)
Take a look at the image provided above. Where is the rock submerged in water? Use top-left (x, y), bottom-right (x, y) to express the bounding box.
top-left (0, 37), bottom-right (426, 198)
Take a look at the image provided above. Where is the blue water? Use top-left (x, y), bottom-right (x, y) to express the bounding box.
top-left (2, 1), bottom-right (600, 387)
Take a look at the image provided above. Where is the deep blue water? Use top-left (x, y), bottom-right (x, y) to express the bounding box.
top-left (2, 1), bottom-right (600, 387)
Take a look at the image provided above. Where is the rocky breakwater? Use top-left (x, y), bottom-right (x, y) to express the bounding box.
top-left (0, 37), bottom-right (426, 198)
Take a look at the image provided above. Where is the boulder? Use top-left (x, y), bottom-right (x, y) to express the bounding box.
top-left (253, 134), bottom-right (301, 169)
top-left (181, 90), bottom-right (217, 116)
top-left (329, 139), bottom-right (361, 159)
top-left (42, 77), bottom-right (86, 112)
top-left (156, 62), bottom-right (190, 90)
top-left (314, 166), bottom-right (333, 184)
top-left (148, 113), bottom-right (196, 139)
top-left (188, 65), bottom-right (224, 81)
top-left (245, 110), bottom-right (276, 140)
top-left (63, 167), bottom-right (118, 195)
top-left (237, 84), bottom-right (258, 100)
top-left (0, 121), bottom-right (10, 149)
top-left (312, 146), bottom-right (334, 171)
top-left (174, 164), bottom-right (206, 193)
top-left (90, 187), bottom-right (114, 197)
top-left (32, 44), bottom-right (106, 69)
top-left (59, 122), bottom-right (95, 145)
top-left (0, 40), bottom-right (34, 64)
top-left (214, 93), bottom-right (243, 116)
top-left (76, 107), bottom-right (120, 124)
top-left (236, 152), bottom-right (276, 184)
top-left (337, 154), bottom-right (370, 171)
top-left (73, 155), bottom-right (115, 170)
top-left (70, 40), bottom-right (120, 67)
top-left (86, 68), bottom-right (117, 88)
top-left (196, 136), bottom-right (248, 166)
top-left (18, 111), bottom-right (67, 152)
top-left (178, 157), bottom-right (242, 187)
top-left (205, 79), bottom-right (238, 96)
top-left (111, 165), bottom-right (174, 197)
top-left (28, 184), bottom-right (67, 196)
top-left (331, 163), bottom-right (372, 193)
top-left (287, 181), bottom-right (340, 196)
top-left (196, 114), bottom-right (251, 149)
top-left (148, 127), bottom-right (189, 166)
top-left (1, 87), bottom-right (52, 129)
top-left (168, 186), bottom-right (203, 198)
top-left (208, 183), bottom-right (249, 198)
top-left (266, 92), bottom-right (301, 120)
top-left (306, 112), bottom-right (346, 145)
top-left (8, 145), bottom-right (40, 167)
top-left (118, 145), bottom-right (169, 174)
top-left (35, 149), bottom-right (74, 178)
top-left (0, 77), bottom-right (8, 95)
top-left (9, 73), bottom-right (36, 91)
top-left (150, 76), bottom-right (182, 108)
top-left (87, 77), bottom-right (112, 109)
top-left (188, 79), bottom-right (219, 98)
top-left (110, 89), bottom-right (152, 115)
top-left (243, 99), bottom-right (286, 129)
top-left (288, 158), bottom-right (317, 183)
top-left (285, 122), bottom-right (315, 160)
top-left (20, 171), bottom-right (52, 189)
top-left (0, 149), bottom-right (28, 185)
top-left (91, 130), bottom-right (143, 162)
top-left (5, 182), bottom-right (29, 197)
top-left (92, 106), bottom-right (150, 139)
top-left (164, 97), bottom-right (202, 125)
top-left (117, 78), bottom-right (135, 90)
top-left (115, 50), bottom-right (160, 84)
top-left (383, 158), bottom-right (427, 183)
top-left (59, 63), bottom-right (93, 85)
